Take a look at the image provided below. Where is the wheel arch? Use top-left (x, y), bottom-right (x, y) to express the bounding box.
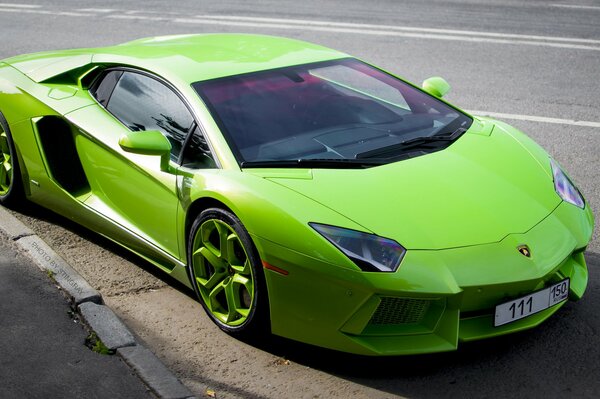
top-left (0, 109), bottom-right (29, 200)
top-left (182, 195), bottom-right (269, 290)
top-left (184, 196), bottom-right (235, 245)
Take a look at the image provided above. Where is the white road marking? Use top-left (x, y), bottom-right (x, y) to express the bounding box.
top-left (0, 4), bottom-right (598, 51)
top-left (468, 110), bottom-right (600, 128)
top-left (194, 14), bottom-right (600, 45)
top-left (77, 8), bottom-right (117, 13)
top-left (107, 14), bottom-right (600, 52)
top-left (0, 3), bottom-right (40, 8)
top-left (0, 8), bottom-right (87, 17)
top-left (552, 4), bottom-right (600, 10)
top-left (123, 9), bottom-right (181, 15)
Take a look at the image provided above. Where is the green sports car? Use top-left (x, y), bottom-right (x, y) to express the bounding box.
top-left (0, 34), bottom-right (594, 355)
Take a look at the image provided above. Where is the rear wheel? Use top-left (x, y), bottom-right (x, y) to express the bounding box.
top-left (0, 113), bottom-right (23, 206)
top-left (188, 207), bottom-right (269, 337)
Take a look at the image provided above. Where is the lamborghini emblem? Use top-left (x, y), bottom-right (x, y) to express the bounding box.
top-left (518, 245), bottom-right (531, 258)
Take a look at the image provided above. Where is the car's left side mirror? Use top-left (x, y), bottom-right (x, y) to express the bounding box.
top-left (119, 130), bottom-right (172, 171)
top-left (422, 76), bottom-right (451, 98)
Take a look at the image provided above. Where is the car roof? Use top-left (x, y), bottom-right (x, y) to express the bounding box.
top-left (98, 34), bottom-right (349, 83)
top-left (3, 34), bottom-right (349, 85)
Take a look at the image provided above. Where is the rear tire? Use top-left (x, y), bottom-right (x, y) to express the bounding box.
top-left (0, 112), bottom-right (23, 207)
top-left (188, 207), bottom-right (270, 338)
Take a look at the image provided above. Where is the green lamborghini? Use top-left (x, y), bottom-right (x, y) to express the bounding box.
top-left (0, 34), bottom-right (594, 355)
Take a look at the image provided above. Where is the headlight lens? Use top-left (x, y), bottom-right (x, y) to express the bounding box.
top-left (310, 223), bottom-right (405, 272)
top-left (550, 158), bottom-right (585, 208)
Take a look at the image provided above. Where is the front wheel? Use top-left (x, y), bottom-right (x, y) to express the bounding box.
top-left (188, 208), bottom-right (269, 337)
top-left (0, 112), bottom-right (23, 206)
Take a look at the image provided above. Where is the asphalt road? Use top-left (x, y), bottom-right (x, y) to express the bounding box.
top-left (0, 239), bottom-right (152, 399)
top-left (1, 1), bottom-right (599, 398)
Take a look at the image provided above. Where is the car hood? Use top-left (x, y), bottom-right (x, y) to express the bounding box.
top-left (263, 124), bottom-right (560, 250)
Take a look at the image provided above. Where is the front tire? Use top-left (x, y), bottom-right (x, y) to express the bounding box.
top-left (0, 112), bottom-right (23, 206)
top-left (188, 207), bottom-right (269, 337)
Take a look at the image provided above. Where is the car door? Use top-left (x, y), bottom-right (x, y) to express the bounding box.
top-left (65, 69), bottom-right (196, 264)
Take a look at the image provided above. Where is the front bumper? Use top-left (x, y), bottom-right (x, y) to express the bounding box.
top-left (255, 200), bottom-right (594, 356)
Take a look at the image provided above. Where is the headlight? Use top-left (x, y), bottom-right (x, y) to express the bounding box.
top-left (550, 158), bottom-right (585, 208)
top-left (310, 223), bottom-right (405, 272)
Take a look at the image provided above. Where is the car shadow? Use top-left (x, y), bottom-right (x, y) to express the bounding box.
top-left (248, 251), bottom-right (600, 398)
top-left (11, 201), bottom-right (196, 300)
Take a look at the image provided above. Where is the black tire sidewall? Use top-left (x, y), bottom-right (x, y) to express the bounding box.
top-left (187, 207), bottom-right (269, 336)
top-left (0, 112), bottom-right (22, 205)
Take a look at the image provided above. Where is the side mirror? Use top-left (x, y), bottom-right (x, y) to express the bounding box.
top-left (422, 76), bottom-right (451, 98)
top-left (119, 130), bottom-right (171, 171)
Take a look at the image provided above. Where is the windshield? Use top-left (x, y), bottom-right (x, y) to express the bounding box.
top-left (193, 58), bottom-right (472, 168)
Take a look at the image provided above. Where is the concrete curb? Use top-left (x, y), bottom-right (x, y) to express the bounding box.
top-left (18, 235), bottom-right (102, 305)
top-left (0, 205), bottom-right (35, 239)
top-left (119, 346), bottom-right (197, 399)
top-left (79, 302), bottom-right (136, 350)
top-left (0, 205), bottom-right (196, 399)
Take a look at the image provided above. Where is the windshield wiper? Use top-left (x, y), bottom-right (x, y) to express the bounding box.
top-left (241, 158), bottom-right (384, 169)
top-left (356, 127), bottom-right (466, 159)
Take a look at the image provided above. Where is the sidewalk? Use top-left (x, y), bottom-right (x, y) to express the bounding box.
top-left (0, 239), bottom-right (152, 399)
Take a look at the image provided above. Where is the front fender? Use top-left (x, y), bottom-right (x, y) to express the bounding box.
top-left (177, 168), bottom-right (365, 272)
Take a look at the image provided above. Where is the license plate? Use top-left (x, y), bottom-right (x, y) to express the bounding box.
top-left (494, 278), bottom-right (570, 327)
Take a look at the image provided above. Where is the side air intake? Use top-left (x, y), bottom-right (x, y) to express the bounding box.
top-left (34, 116), bottom-right (90, 196)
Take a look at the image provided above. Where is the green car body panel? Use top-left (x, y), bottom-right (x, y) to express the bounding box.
top-left (0, 34), bottom-right (594, 355)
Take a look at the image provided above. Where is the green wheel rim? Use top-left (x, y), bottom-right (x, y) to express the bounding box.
top-left (191, 219), bottom-right (255, 327)
top-left (0, 128), bottom-right (13, 196)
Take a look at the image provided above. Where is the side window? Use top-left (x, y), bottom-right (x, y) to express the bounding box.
top-left (90, 70), bottom-right (123, 106)
top-left (181, 125), bottom-right (216, 169)
top-left (106, 71), bottom-right (194, 161)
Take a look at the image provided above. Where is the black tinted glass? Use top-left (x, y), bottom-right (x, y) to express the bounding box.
top-left (194, 59), bottom-right (471, 167)
top-left (181, 125), bottom-right (216, 169)
top-left (107, 72), bottom-right (194, 160)
top-left (91, 70), bottom-right (122, 106)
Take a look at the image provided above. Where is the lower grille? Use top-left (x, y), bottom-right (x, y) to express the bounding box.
top-left (369, 297), bottom-right (431, 325)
